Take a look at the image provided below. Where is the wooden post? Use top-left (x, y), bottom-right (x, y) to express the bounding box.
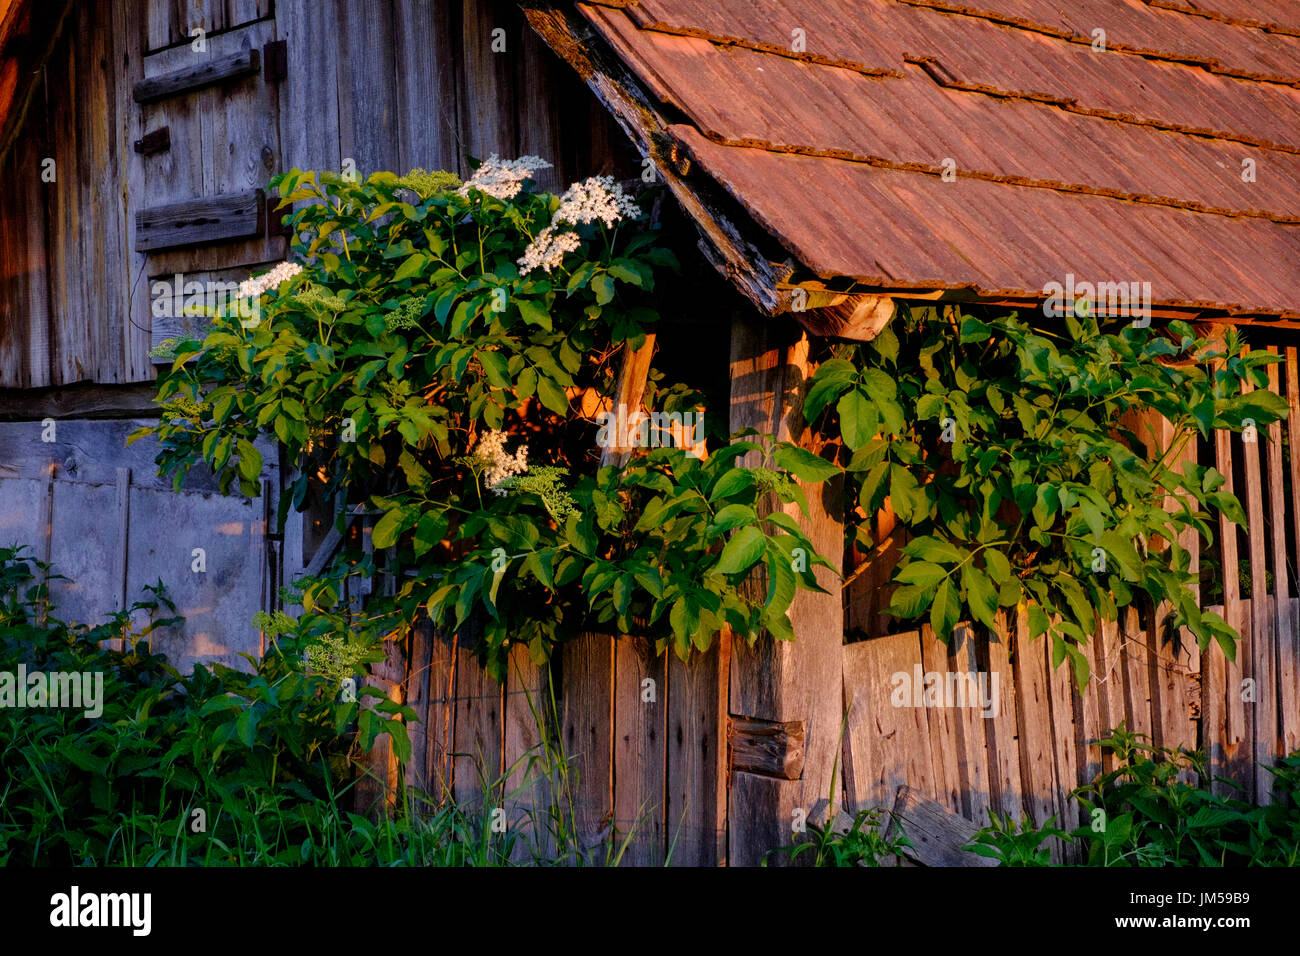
top-left (727, 312), bottom-right (844, 866)
top-left (599, 335), bottom-right (656, 469)
top-left (1212, 358), bottom-right (1243, 796)
top-left (113, 467), bottom-right (132, 651)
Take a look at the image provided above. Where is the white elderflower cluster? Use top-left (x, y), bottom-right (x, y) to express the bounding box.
top-left (458, 154), bottom-right (552, 201)
top-left (476, 429), bottom-right (529, 493)
top-left (516, 227), bottom-right (582, 275)
top-left (553, 174), bottom-right (641, 228)
top-left (518, 175), bottom-right (640, 275)
top-left (237, 261), bottom-right (303, 299)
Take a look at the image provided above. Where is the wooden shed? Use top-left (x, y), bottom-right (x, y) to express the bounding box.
top-left (2, 0), bottom-right (1299, 865)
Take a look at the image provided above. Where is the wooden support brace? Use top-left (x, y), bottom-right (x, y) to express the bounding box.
top-left (599, 334), bottom-right (656, 468)
top-left (792, 295), bottom-right (896, 342)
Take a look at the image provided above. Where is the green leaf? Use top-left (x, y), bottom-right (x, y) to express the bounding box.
top-left (930, 578), bottom-right (960, 637)
top-left (710, 503), bottom-right (757, 534)
top-left (392, 252), bottom-right (427, 282)
top-left (773, 444), bottom-right (840, 482)
top-left (536, 376), bottom-right (569, 415)
top-left (592, 273), bottom-right (615, 305)
top-left (517, 297), bottom-right (552, 330)
top-left (717, 525), bottom-right (765, 575)
top-left (984, 549), bottom-right (1012, 585)
top-left (894, 561), bottom-right (949, 588)
top-left (962, 564), bottom-right (998, 629)
top-left (236, 708), bottom-right (259, 748)
top-left (236, 440), bottom-right (262, 481)
top-left (888, 583), bottom-right (934, 619)
top-left (837, 389), bottom-right (877, 450)
top-left (710, 469), bottom-right (756, 502)
top-left (902, 535), bottom-right (964, 565)
top-left (478, 351), bottom-right (511, 389)
top-left (372, 506), bottom-right (414, 549)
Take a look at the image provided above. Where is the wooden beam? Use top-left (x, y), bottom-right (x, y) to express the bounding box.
top-left (794, 295), bottom-right (895, 342)
top-left (135, 189), bottom-right (265, 252)
top-left (522, 5), bottom-right (785, 314)
top-left (727, 311), bottom-right (845, 865)
top-left (132, 48), bottom-right (260, 104)
top-left (728, 716), bottom-right (805, 780)
top-left (0, 382), bottom-right (160, 420)
top-left (599, 334), bottom-right (656, 468)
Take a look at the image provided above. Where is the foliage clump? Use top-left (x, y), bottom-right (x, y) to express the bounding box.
top-left (132, 165), bottom-right (832, 679)
top-left (807, 306), bottom-right (1285, 686)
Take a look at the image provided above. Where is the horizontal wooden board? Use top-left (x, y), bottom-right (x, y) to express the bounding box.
top-left (133, 47), bottom-right (260, 103)
top-left (134, 189), bottom-right (265, 251)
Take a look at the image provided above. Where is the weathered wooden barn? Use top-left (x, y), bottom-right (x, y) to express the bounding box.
top-left (2, 0), bottom-right (1299, 865)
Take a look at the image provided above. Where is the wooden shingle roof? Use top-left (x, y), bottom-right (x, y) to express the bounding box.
top-left (552, 0), bottom-right (1300, 319)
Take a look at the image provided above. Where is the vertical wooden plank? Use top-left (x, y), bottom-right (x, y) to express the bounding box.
top-left (1076, 621), bottom-right (1105, 785)
top-left (404, 620), bottom-right (434, 802)
top-left (918, 624), bottom-right (962, 815)
top-left (1229, 600), bottom-right (1255, 802)
top-left (727, 315), bottom-right (845, 866)
top-left (1046, 627), bottom-right (1080, 837)
top-left (146, 0), bottom-right (176, 52)
top-left (452, 642), bottom-right (504, 808)
top-left (1011, 612), bottom-right (1059, 836)
top-left (457, 0), bottom-right (518, 174)
top-left (427, 629), bottom-right (457, 802)
top-left (1288, 597), bottom-right (1300, 760)
top-left (612, 635), bottom-right (666, 865)
top-left (112, 468), bottom-right (132, 650)
top-left (14, 105), bottom-right (53, 388)
top-left (1238, 372), bottom-right (1276, 803)
top-left (949, 622), bottom-right (993, 826)
top-left (503, 642), bottom-right (549, 861)
top-left (335, 0), bottom-right (395, 178)
top-left (113, 0), bottom-right (155, 383)
top-left (394, 0), bottom-right (463, 173)
top-left (1092, 617), bottom-right (1127, 769)
top-left (84, 0), bottom-right (127, 384)
top-left (337, 0), bottom-right (398, 178)
top-left (1202, 604), bottom-right (1229, 796)
top-left (1213, 385), bottom-right (1243, 795)
top-left (842, 631), bottom-right (938, 812)
top-left (1120, 607), bottom-right (1154, 743)
top-left (36, 467), bottom-right (55, 620)
top-left (1284, 347), bottom-right (1300, 756)
top-left (982, 614), bottom-right (1023, 821)
top-left (515, 16), bottom-right (564, 192)
top-left (1267, 350), bottom-right (1298, 759)
top-left (44, 13), bottom-right (82, 385)
top-left (1144, 414), bottom-right (1199, 763)
top-left (666, 638), bottom-right (727, 866)
top-left (275, 0), bottom-right (342, 174)
top-left (561, 632), bottom-right (614, 853)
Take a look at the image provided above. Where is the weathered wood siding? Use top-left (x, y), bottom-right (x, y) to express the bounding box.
top-left (0, 419), bottom-right (277, 673)
top-left (0, 0), bottom-right (633, 388)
